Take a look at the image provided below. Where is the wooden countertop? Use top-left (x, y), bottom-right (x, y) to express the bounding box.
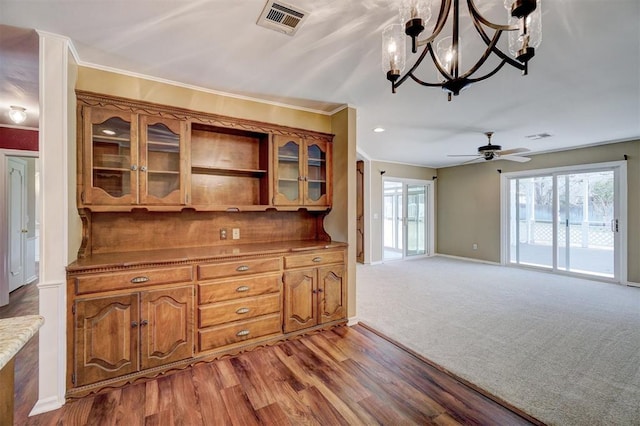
top-left (0, 315), bottom-right (44, 370)
top-left (68, 240), bottom-right (347, 272)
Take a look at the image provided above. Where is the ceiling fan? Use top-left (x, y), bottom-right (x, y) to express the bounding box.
top-left (448, 132), bottom-right (531, 163)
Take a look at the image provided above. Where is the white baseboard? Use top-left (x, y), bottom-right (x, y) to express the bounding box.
top-left (435, 253), bottom-right (501, 265)
top-left (347, 316), bottom-right (359, 326)
top-left (29, 396), bottom-right (64, 416)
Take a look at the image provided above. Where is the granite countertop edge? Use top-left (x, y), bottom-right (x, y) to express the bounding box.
top-left (0, 315), bottom-right (44, 370)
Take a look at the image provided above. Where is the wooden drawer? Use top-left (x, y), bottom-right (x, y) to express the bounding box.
top-left (198, 257), bottom-right (281, 280)
top-left (198, 313), bottom-right (281, 351)
top-left (198, 273), bottom-right (281, 304)
top-left (74, 266), bottom-right (194, 295)
top-left (284, 250), bottom-right (344, 269)
top-left (199, 293), bottom-right (281, 328)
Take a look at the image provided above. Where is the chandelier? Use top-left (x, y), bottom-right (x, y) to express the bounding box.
top-left (382, 0), bottom-right (542, 100)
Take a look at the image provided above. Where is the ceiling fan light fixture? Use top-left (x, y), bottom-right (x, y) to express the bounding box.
top-left (382, 0), bottom-right (542, 100)
top-left (8, 105), bottom-right (27, 124)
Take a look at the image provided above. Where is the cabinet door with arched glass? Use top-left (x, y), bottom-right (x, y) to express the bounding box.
top-left (84, 107), bottom-right (138, 205)
top-left (304, 139), bottom-right (331, 206)
top-left (139, 115), bottom-right (188, 205)
top-left (273, 135), bottom-right (331, 207)
top-left (273, 136), bottom-right (304, 205)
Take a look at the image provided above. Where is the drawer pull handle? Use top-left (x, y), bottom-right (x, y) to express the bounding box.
top-left (236, 307), bottom-right (250, 314)
top-left (236, 329), bottom-right (250, 337)
top-left (236, 265), bottom-right (250, 272)
top-left (236, 286), bottom-right (250, 292)
top-left (312, 257), bottom-right (322, 263)
top-left (131, 276), bottom-right (149, 284)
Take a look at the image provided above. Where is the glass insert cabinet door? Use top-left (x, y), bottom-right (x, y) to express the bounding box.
top-left (273, 135), bottom-right (331, 206)
top-left (85, 107), bottom-right (138, 205)
top-left (139, 115), bottom-right (186, 205)
top-left (82, 107), bottom-right (187, 207)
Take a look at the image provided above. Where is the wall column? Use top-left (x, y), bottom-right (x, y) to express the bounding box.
top-left (30, 31), bottom-right (70, 415)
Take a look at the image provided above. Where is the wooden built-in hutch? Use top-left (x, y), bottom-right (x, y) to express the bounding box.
top-left (66, 91), bottom-right (346, 398)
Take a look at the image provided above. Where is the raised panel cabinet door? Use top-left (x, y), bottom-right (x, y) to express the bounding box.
top-left (283, 269), bottom-right (317, 333)
top-left (273, 135), bottom-right (304, 206)
top-left (139, 115), bottom-right (189, 205)
top-left (82, 106), bottom-right (138, 206)
top-left (74, 293), bottom-right (140, 387)
top-left (140, 286), bottom-right (194, 369)
top-left (303, 139), bottom-right (331, 207)
top-left (318, 264), bottom-right (346, 324)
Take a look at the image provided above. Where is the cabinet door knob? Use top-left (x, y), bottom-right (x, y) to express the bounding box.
top-left (131, 321), bottom-right (138, 328)
top-left (140, 166), bottom-right (147, 172)
top-left (236, 286), bottom-right (250, 292)
top-left (140, 319), bottom-right (149, 326)
top-left (236, 307), bottom-right (250, 314)
top-left (317, 288), bottom-right (323, 293)
top-left (236, 329), bottom-right (250, 337)
top-left (131, 165), bottom-right (138, 171)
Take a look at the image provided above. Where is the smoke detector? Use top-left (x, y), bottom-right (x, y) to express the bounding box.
top-left (257, 0), bottom-right (309, 36)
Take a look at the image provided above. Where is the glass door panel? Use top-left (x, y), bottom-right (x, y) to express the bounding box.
top-left (508, 166), bottom-right (619, 281)
top-left (510, 176), bottom-right (554, 268)
top-left (406, 184), bottom-right (426, 256)
top-left (557, 171), bottom-right (615, 277)
top-left (383, 181), bottom-right (402, 261)
top-left (277, 140), bottom-right (301, 202)
top-left (306, 143), bottom-right (326, 202)
top-left (145, 121), bottom-right (181, 199)
top-left (383, 180), bottom-right (428, 261)
top-left (91, 116), bottom-right (132, 198)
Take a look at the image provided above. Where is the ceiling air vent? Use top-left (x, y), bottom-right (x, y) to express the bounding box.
top-left (525, 133), bottom-right (553, 140)
top-left (257, 0), bottom-right (309, 36)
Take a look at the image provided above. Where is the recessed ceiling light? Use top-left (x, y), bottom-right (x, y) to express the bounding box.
top-left (101, 129), bottom-right (116, 136)
top-left (373, 127), bottom-right (385, 133)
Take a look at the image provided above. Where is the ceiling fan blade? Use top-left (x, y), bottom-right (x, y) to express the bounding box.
top-left (461, 157), bottom-right (484, 165)
top-left (447, 154), bottom-right (481, 157)
top-left (501, 155), bottom-right (531, 163)
top-left (499, 147), bottom-right (529, 156)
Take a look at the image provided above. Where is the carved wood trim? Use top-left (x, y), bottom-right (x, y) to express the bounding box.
top-left (76, 91), bottom-right (334, 142)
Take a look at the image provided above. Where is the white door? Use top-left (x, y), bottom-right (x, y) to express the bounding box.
top-left (383, 178), bottom-right (432, 261)
top-left (8, 157), bottom-right (28, 292)
top-left (505, 163), bottom-right (625, 282)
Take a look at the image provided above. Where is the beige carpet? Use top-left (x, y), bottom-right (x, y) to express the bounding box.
top-left (356, 256), bottom-right (640, 426)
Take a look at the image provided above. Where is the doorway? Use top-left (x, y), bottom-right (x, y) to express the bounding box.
top-left (1, 152), bottom-right (38, 306)
top-left (502, 161), bottom-right (626, 282)
top-left (383, 178), bottom-right (433, 261)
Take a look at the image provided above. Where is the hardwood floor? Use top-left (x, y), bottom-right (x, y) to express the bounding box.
top-left (1, 283), bottom-right (539, 425)
top-left (0, 281), bottom-right (40, 424)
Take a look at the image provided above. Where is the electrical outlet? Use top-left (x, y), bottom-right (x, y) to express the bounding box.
top-left (232, 228), bottom-right (240, 240)
top-left (472, 243), bottom-right (478, 250)
top-left (220, 228), bottom-right (227, 240)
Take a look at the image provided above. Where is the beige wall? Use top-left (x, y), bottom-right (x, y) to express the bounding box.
top-left (326, 107), bottom-right (357, 317)
top-left (437, 139), bottom-right (640, 283)
top-left (369, 161), bottom-right (437, 263)
top-left (76, 67), bottom-right (332, 134)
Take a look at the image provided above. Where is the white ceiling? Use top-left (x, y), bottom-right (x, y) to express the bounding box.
top-left (1, 0), bottom-right (639, 167)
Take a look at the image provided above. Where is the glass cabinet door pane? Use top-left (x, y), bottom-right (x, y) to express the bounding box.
top-left (306, 143), bottom-right (326, 202)
top-left (145, 122), bottom-right (180, 199)
top-left (278, 141), bottom-right (300, 201)
top-left (91, 117), bottom-right (132, 198)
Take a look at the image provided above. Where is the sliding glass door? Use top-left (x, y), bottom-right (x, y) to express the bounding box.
top-left (505, 163), bottom-right (624, 281)
top-left (383, 179), bottom-right (431, 261)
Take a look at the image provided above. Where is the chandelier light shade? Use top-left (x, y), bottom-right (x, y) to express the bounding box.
top-left (8, 105), bottom-right (27, 124)
top-left (382, 0), bottom-right (542, 100)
